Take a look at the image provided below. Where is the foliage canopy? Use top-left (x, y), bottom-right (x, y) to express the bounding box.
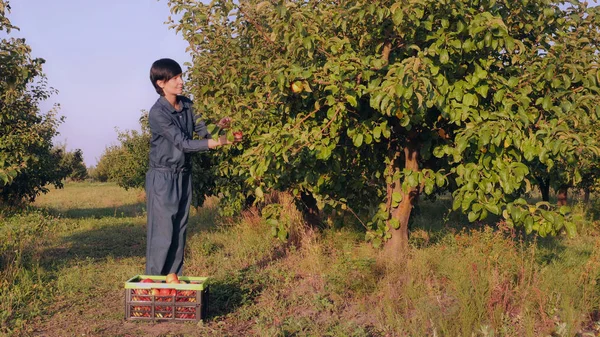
top-left (165, 0), bottom-right (600, 253)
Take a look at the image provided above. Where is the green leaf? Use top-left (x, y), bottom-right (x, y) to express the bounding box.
top-left (542, 96), bottom-right (552, 110)
top-left (392, 192), bottom-right (402, 205)
top-left (484, 204), bottom-right (500, 215)
top-left (353, 133), bottom-right (364, 147)
top-left (564, 221), bottom-right (577, 238)
top-left (475, 84), bottom-right (489, 98)
top-left (255, 186), bottom-right (264, 199)
top-left (439, 49), bottom-right (449, 64)
top-left (452, 196), bottom-right (461, 211)
top-left (373, 126), bottom-right (381, 139)
top-left (559, 206), bottom-right (571, 215)
top-left (278, 228), bottom-right (288, 241)
top-left (468, 211), bottom-right (479, 222)
top-left (346, 95), bottom-right (357, 107)
top-left (436, 174), bottom-right (445, 187)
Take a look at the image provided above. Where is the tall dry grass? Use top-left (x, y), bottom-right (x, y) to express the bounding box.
top-left (2, 183), bottom-right (599, 336)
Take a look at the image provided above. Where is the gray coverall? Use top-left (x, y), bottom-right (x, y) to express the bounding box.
top-left (145, 95), bottom-right (210, 275)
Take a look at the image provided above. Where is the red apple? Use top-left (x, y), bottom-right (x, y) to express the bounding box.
top-left (140, 278), bottom-right (154, 283)
top-left (233, 131), bottom-right (243, 141)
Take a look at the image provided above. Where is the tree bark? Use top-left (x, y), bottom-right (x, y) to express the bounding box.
top-left (537, 177), bottom-right (550, 202)
top-left (384, 139), bottom-right (419, 259)
top-left (584, 188), bottom-right (591, 205)
top-left (557, 185), bottom-right (569, 206)
top-left (298, 191), bottom-right (321, 227)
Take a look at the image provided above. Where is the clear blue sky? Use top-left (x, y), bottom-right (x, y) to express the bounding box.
top-left (7, 0), bottom-right (193, 166)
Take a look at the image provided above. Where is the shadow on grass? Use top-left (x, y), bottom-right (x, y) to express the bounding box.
top-left (585, 200), bottom-right (600, 222)
top-left (37, 201), bottom-right (223, 273)
top-left (204, 266), bottom-right (265, 320)
top-left (185, 202), bottom-right (221, 238)
top-left (38, 202), bottom-right (146, 219)
top-left (40, 220), bottom-right (147, 270)
top-left (408, 195), bottom-right (573, 265)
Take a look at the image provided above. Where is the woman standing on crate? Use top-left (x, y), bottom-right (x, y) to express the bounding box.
top-left (145, 58), bottom-right (240, 276)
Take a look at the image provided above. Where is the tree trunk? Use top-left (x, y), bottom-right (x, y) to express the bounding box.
top-left (584, 188), bottom-right (591, 205)
top-left (299, 191), bottom-right (321, 227)
top-left (557, 185), bottom-right (569, 206)
top-left (384, 140), bottom-right (419, 259)
top-left (537, 177), bottom-right (550, 202)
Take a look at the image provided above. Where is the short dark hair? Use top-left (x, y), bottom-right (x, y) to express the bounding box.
top-left (150, 58), bottom-right (183, 96)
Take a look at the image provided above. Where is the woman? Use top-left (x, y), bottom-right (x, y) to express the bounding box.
top-left (145, 58), bottom-right (239, 275)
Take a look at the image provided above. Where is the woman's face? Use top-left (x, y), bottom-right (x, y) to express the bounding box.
top-left (159, 73), bottom-right (183, 97)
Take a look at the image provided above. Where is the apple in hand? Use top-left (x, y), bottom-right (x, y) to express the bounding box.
top-left (217, 117), bottom-right (232, 129)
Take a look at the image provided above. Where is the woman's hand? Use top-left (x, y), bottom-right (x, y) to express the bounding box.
top-left (209, 132), bottom-right (242, 149)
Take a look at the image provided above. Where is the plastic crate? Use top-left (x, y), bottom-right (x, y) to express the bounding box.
top-left (124, 275), bottom-right (209, 322)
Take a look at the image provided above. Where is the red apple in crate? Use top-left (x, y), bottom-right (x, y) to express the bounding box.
top-left (134, 289), bottom-right (148, 296)
top-left (133, 288), bottom-right (148, 296)
top-left (135, 278), bottom-right (152, 296)
top-left (159, 288), bottom-right (171, 296)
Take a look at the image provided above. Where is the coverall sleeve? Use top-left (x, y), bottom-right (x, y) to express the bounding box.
top-left (150, 109), bottom-right (209, 152)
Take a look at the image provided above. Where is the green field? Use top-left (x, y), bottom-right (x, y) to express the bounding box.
top-left (1, 182), bottom-right (600, 336)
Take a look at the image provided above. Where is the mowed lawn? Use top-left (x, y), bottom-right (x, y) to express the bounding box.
top-left (1, 181), bottom-right (600, 336)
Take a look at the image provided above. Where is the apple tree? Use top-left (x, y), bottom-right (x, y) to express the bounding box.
top-left (0, 0), bottom-right (68, 207)
top-left (521, 2), bottom-right (600, 205)
top-left (168, 0), bottom-right (600, 256)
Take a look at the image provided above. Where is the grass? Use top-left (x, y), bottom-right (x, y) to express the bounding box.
top-left (1, 182), bottom-right (600, 336)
